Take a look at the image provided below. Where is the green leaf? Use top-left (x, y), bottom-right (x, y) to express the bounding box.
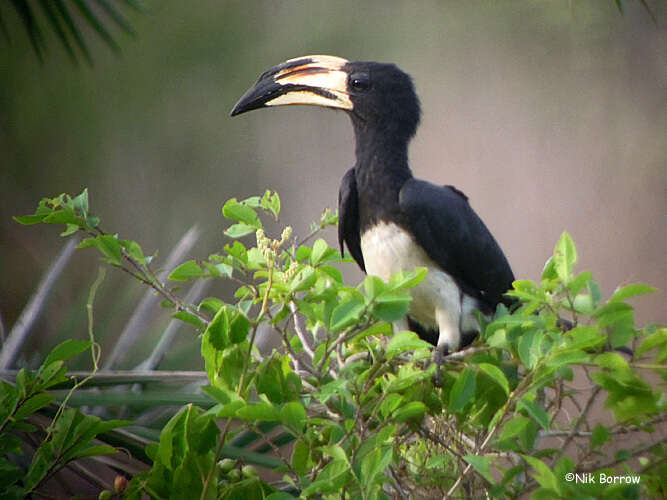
top-left (14, 394), bottom-right (55, 421)
top-left (78, 235), bottom-right (122, 265)
top-left (225, 241), bottom-right (248, 266)
top-left (499, 416), bottom-right (531, 441)
top-left (563, 325), bottom-right (605, 350)
top-left (392, 401), bottom-right (426, 423)
top-left (609, 283), bottom-right (656, 303)
top-left (222, 198), bottom-right (261, 228)
top-left (388, 267), bottom-right (427, 290)
top-left (593, 302), bottom-right (633, 326)
top-left (330, 295), bottom-right (366, 332)
top-left (360, 446), bottom-right (392, 488)
top-left (260, 190), bottom-right (281, 219)
top-left (594, 352), bottom-right (631, 376)
top-left (236, 402), bottom-right (279, 422)
top-left (266, 493), bottom-right (296, 500)
top-left (363, 275), bottom-right (386, 299)
top-left (120, 239), bottom-right (146, 265)
top-left (373, 293), bottom-right (411, 322)
top-left (310, 238), bottom-right (330, 266)
top-left (322, 444), bottom-right (350, 465)
top-left (43, 339), bottom-right (91, 366)
top-left (636, 327), bottom-right (667, 357)
top-left (546, 349), bottom-right (589, 368)
top-left (42, 207), bottom-right (84, 227)
top-left (199, 297), bottom-right (225, 314)
top-left (572, 293), bottom-right (595, 314)
top-left (224, 223), bottom-right (257, 238)
top-left (477, 363), bottom-right (510, 396)
top-left (386, 331), bottom-right (432, 361)
top-left (290, 267), bottom-right (317, 292)
top-left (295, 246), bottom-right (311, 262)
top-left (201, 385), bottom-right (237, 405)
top-left (280, 401), bottom-right (306, 433)
top-left (205, 307), bottom-right (230, 350)
top-left (172, 311), bottom-right (205, 330)
top-left (60, 223), bottom-right (80, 237)
top-left (518, 330), bottom-right (544, 370)
top-left (14, 210), bottom-right (51, 225)
top-left (169, 260), bottom-right (205, 281)
top-left (319, 265), bottom-right (343, 284)
top-left (522, 455), bottom-right (561, 494)
top-left (590, 423), bottom-right (610, 448)
top-left (24, 442), bottom-right (52, 490)
top-left (541, 256), bottom-right (557, 281)
top-left (229, 310), bottom-right (251, 344)
top-left (517, 396), bottom-right (550, 430)
top-left (449, 367), bottom-right (476, 411)
top-left (96, 234), bottom-right (123, 265)
top-left (553, 231), bottom-right (577, 283)
top-left (567, 271), bottom-right (591, 294)
top-left (256, 357), bottom-right (287, 404)
top-left (463, 455), bottom-right (495, 484)
top-left (291, 438), bottom-right (310, 475)
top-left (205, 257), bottom-right (234, 278)
top-left (246, 248), bottom-right (266, 269)
top-left (35, 361), bottom-right (67, 389)
top-left (73, 444), bottom-right (117, 459)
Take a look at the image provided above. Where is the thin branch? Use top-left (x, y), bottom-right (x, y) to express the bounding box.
top-left (135, 279), bottom-right (210, 371)
top-left (388, 466), bottom-right (410, 500)
top-left (289, 302), bottom-right (316, 360)
top-left (249, 423), bottom-right (298, 479)
top-left (555, 386), bottom-right (602, 464)
top-left (443, 345), bottom-right (489, 360)
top-left (418, 427), bottom-right (466, 461)
top-left (103, 225), bottom-right (200, 369)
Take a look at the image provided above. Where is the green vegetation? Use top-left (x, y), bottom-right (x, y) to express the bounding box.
top-left (2, 189), bottom-right (664, 499)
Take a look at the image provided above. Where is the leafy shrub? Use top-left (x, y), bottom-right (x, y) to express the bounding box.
top-left (7, 189), bottom-right (665, 499)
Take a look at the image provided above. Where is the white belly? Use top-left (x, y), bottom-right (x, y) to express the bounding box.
top-left (360, 222), bottom-right (481, 350)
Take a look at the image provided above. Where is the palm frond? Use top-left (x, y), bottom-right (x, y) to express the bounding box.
top-left (2, 0), bottom-right (143, 64)
top-left (37, 0), bottom-right (76, 63)
top-left (52, 0), bottom-right (93, 64)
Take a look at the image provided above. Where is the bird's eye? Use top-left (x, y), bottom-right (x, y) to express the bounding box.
top-left (349, 73), bottom-right (370, 91)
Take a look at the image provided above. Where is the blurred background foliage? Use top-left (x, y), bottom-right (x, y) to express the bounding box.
top-left (0, 1), bottom-right (665, 371)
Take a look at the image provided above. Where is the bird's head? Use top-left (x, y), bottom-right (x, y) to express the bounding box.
top-left (231, 55), bottom-right (421, 143)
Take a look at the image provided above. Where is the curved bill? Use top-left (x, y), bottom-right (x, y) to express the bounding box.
top-left (231, 55), bottom-right (352, 116)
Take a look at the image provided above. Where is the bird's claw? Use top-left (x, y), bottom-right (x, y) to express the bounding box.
top-left (432, 344), bottom-right (449, 388)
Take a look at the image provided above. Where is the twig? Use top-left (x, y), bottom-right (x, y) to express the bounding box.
top-left (418, 427), bottom-right (466, 461)
top-left (444, 345), bottom-right (489, 360)
top-left (135, 279), bottom-right (210, 371)
top-left (249, 423), bottom-right (298, 479)
top-left (103, 226), bottom-right (200, 369)
top-left (0, 238), bottom-right (79, 369)
top-left (444, 421), bottom-right (500, 498)
top-left (388, 466), bottom-right (410, 500)
top-left (289, 302), bottom-right (316, 360)
top-left (554, 386), bottom-right (602, 464)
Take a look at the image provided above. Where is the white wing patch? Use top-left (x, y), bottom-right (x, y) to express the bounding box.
top-left (360, 222), bottom-right (481, 351)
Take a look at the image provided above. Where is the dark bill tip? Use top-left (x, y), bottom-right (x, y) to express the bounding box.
top-left (230, 78), bottom-right (283, 117)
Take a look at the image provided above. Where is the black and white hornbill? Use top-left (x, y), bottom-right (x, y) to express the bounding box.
top-left (231, 55), bottom-right (515, 360)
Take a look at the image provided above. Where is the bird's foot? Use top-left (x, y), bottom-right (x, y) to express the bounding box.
top-left (432, 344), bottom-right (450, 388)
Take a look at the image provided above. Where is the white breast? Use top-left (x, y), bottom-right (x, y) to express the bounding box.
top-left (360, 222), bottom-right (481, 351)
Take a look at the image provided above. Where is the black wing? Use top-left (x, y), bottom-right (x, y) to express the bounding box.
top-left (338, 168), bottom-right (365, 272)
top-left (399, 179), bottom-right (514, 310)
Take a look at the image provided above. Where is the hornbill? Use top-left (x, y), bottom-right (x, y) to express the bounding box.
top-left (231, 55), bottom-right (515, 362)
